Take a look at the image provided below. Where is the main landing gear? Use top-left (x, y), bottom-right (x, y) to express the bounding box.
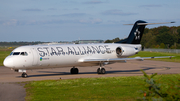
top-left (97, 67), bottom-right (106, 74)
top-left (70, 67), bottom-right (79, 74)
top-left (22, 72), bottom-right (28, 78)
top-left (97, 63), bottom-right (106, 74)
top-left (70, 63), bottom-right (106, 74)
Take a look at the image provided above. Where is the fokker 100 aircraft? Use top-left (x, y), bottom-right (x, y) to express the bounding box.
top-left (3, 20), bottom-right (174, 78)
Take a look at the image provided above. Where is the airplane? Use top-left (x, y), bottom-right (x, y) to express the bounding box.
top-left (3, 20), bottom-right (174, 78)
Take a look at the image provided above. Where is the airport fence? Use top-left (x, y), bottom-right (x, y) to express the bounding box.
top-left (144, 48), bottom-right (180, 54)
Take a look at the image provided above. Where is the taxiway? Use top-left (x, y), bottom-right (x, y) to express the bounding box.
top-left (1, 60), bottom-right (180, 83)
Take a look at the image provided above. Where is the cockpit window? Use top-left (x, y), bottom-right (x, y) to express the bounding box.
top-left (13, 52), bottom-right (20, 55)
top-left (20, 52), bottom-right (25, 55)
top-left (10, 52), bottom-right (28, 56)
top-left (20, 52), bottom-right (28, 56)
top-left (25, 52), bottom-right (28, 56)
top-left (10, 52), bottom-right (13, 56)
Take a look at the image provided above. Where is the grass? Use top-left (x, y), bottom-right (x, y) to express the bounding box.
top-left (0, 47), bottom-right (13, 66)
top-left (25, 74), bottom-right (180, 101)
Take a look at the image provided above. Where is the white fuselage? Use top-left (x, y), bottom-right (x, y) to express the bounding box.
top-left (3, 43), bottom-right (141, 70)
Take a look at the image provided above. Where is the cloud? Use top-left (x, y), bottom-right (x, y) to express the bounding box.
top-left (50, 13), bottom-right (87, 17)
top-left (139, 4), bottom-right (162, 8)
top-left (91, 18), bottom-right (103, 24)
top-left (102, 9), bottom-right (137, 16)
top-left (79, 18), bottom-right (103, 24)
top-left (60, 13), bottom-right (87, 17)
top-left (73, 8), bottom-right (79, 10)
top-left (29, 18), bottom-right (103, 25)
top-left (22, 8), bottom-right (43, 11)
top-left (1, 17), bottom-right (103, 26)
top-left (3, 19), bottom-right (18, 26)
top-left (107, 20), bottom-right (122, 24)
top-left (48, 8), bottom-right (57, 10)
top-left (83, 0), bottom-right (104, 4)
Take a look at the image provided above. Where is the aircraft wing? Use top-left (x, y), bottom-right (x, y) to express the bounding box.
top-left (78, 56), bottom-right (174, 63)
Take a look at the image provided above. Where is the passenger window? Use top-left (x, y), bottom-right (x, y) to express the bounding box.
top-left (13, 52), bottom-right (20, 55)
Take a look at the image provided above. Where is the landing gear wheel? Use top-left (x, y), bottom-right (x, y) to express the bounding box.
top-left (22, 72), bottom-right (28, 78)
top-left (97, 68), bottom-right (106, 74)
top-left (70, 68), bottom-right (79, 74)
top-left (101, 68), bottom-right (106, 74)
top-left (97, 68), bottom-right (101, 74)
top-left (74, 68), bottom-right (78, 74)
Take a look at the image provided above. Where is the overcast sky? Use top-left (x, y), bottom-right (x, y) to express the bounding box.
top-left (0, 0), bottom-right (179, 42)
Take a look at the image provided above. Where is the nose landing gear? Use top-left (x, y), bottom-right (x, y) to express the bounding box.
top-left (14, 69), bottom-right (28, 78)
top-left (22, 72), bottom-right (28, 78)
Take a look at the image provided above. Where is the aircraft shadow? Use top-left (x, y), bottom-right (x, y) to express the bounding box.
top-left (106, 67), bottom-right (155, 74)
top-left (16, 67), bottom-right (155, 78)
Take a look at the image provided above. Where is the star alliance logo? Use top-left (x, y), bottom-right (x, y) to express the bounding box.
top-left (134, 29), bottom-right (140, 40)
top-left (40, 57), bottom-right (49, 61)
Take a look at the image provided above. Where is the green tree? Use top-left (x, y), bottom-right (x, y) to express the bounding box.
top-left (112, 37), bottom-right (121, 42)
top-left (104, 40), bottom-right (112, 43)
top-left (177, 27), bottom-right (180, 44)
top-left (141, 31), bottom-right (157, 48)
top-left (159, 26), bottom-right (170, 34)
top-left (104, 37), bottom-right (122, 43)
top-left (160, 43), bottom-right (165, 48)
top-left (156, 32), bottom-right (177, 48)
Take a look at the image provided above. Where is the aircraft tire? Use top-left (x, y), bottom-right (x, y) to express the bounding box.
top-left (97, 68), bottom-right (101, 74)
top-left (75, 68), bottom-right (79, 74)
top-left (70, 68), bottom-right (74, 74)
top-left (70, 68), bottom-right (79, 74)
top-left (97, 68), bottom-right (106, 74)
top-left (101, 68), bottom-right (106, 74)
top-left (22, 72), bottom-right (28, 78)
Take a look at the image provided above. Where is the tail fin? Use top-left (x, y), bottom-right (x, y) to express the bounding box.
top-left (116, 20), bottom-right (147, 44)
top-left (116, 20), bottom-right (175, 44)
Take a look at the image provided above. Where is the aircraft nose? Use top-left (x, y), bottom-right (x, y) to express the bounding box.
top-left (3, 57), bottom-right (14, 68)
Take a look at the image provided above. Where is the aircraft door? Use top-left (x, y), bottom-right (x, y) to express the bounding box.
top-left (31, 48), bottom-right (39, 66)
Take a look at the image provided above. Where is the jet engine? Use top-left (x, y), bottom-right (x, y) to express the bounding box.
top-left (116, 46), bottom-right (136, 58)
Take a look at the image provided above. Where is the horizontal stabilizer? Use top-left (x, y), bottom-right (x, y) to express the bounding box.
top-left (124, 21), bottom-right (175, 25)
top-left (137, 22), bottom-right (175, 25)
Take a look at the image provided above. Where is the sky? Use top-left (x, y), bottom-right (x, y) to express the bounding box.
top-left (0, 0), bottom-right (180, 42)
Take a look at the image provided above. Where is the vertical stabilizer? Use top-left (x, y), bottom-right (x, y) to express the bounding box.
top-left (116, 20), bottom-right (147, 44)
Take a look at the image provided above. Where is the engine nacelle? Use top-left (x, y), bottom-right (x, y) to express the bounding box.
top-left (116, 46), bottom-right (136, 57)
